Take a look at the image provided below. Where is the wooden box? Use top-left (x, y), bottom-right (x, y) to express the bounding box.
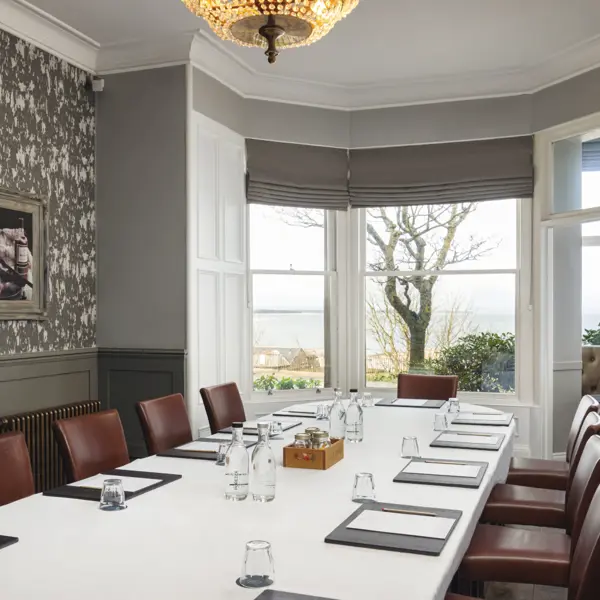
top-left (283, 438), bottom-right (344, 470)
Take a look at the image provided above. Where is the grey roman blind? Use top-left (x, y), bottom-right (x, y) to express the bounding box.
top-left (246, 139), bottom-right (349, 210)
top-left (583, 140), bottom-right (600, 172)
top-left (348, 136), bottom-right (534, 207)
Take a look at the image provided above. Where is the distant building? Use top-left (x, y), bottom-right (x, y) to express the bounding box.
top-left (254, 347), bottom-right (321, 372)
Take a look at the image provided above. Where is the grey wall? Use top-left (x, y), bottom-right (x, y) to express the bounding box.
top-left (0, 349), bottom-right (97, 417)
top-left (193, 69), bottom-right (350, 147)
top-left (0, 30), bottom-right (96, 355)
top-left (194, 64), bottom-right (600, 148)
top-left (97, 66), bottom-right (187, 350)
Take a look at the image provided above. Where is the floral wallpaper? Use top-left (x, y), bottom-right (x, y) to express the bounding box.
top-left (0, 30), bottom-right (96, 354)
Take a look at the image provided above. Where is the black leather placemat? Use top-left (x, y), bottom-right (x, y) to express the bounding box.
top-left (451, 413), bottom-right (514, 427)
top-left (430, 431), bottom-right (505, 451)
top-left (157, 438), bottom-right (256, 460)
top-left (376, 398), bottom-right (447, 409)
top-left (0, 535), bottom-right (18, 551)
top-left (43, 469), bottom-right (182, 502)
top-left (393, 458), bottom-right (488, 489)
top-left (325, 501), bottom-right (461, 556)
top-left (219, 420), bottom-right (301, 435)
top-left (256, 592), bottom-right (338, 600)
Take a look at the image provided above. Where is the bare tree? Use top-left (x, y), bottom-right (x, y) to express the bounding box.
top-left (278, 204), bottom-right (493, 370)
top-left (366, 204), bottom-right (491, 368)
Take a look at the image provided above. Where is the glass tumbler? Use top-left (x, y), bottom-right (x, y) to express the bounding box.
top-left (315, 403), bottom-right (330, 421)
top-left (99, 478), bottom-right (127, 511)
top-left (447, 398), bottom-right (460, 414)
top-left (434, 412), bottom-right (449, 431)
top-left (401, 436), bottom-right (420, 458)
top-left (269, 421), bottom-right (283, 437)
top-left (352, 472), bottom-right (376, 503)
top-left (238, 540), bottom-right (274, 589)
top-left (362, 393), bottom-right (374, 408)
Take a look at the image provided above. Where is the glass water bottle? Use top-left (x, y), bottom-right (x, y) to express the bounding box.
top-left (345, 388), bottom-right (364, 443)
top-left (224, 422), bottom-right (249, 501)
top-left (250, 422), bottom-right (276, 502)
top-left (329, 388), bottom-right (346, 440)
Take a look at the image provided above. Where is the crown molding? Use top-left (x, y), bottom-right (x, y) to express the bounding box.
top-left (1, 0), bottom-right (98, 72)
top-left (3, 3), bottom-right (600, 110)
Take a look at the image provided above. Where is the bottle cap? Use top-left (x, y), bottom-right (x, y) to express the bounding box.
top-left (232, 422), bottom-right (244, 428)
top-left (349, 388), bottom-right (358, 393)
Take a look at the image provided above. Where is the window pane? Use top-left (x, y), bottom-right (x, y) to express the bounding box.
top-left (583, 245), bottom-right (600, 336)
top-left (250, 204), bottom-right (325, 270)
top-left (253, 275), bottom-right (329, 391)
top-left (365, 199), bottom-right (517, 272)
top-left (365, 274), bottom-right (516, 393)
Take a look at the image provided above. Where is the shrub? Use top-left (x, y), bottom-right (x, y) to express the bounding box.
top-left (430, 332), bottom-right (516, 393)
top-left (253, 375), bottom-right (323, 391)
top-left (583, 324), bottom-right (600, 346)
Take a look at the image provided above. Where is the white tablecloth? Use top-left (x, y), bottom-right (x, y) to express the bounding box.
top-left (0, 403), bottom-right (514, 600)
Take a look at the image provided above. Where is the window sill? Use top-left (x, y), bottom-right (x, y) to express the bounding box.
top-left (248, 389), bottom-right (335, 404)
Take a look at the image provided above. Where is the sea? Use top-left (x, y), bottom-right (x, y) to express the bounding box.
top-left (254, 310), bottom-right (600, 350)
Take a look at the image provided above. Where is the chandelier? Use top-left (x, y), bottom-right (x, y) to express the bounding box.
top-left (182, 0), bottom-right (359, 64)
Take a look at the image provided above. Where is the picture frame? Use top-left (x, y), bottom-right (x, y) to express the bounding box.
top-left (0, 188), bottom-right (48, 320)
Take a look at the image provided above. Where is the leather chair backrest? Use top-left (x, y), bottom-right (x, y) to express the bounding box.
top-left (136, 393), bottom-right (192, 455)
top-left (0, 432), bottom-right (34, 506)
top-left (200, 382), bottom-right (246, 434)
top-left (569, 469), bottom-right (600, 600)
top-left (566, 434), bottom-right (600, 542)
top-left (53, 409), bottom-right (130, 482)
top-left (397, 373), bottom-right (458, 401)
top-left (567, 412), bottom-right (600, 493)
top-left (566, 395), bottom-right (599, 462)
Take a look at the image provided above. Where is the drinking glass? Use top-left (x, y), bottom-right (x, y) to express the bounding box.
top-left (352, 472), bottom-right (376, 503)
top-left (401, 436), bottom-right (420, 458)
top-left (238, 540), bottom-right (274, 589)
top-left (447, 398), bottom-right (460, 414)
top-left (434, 412), bottom-right (449, 431)
top-left (315, 403), bottom-right (329, 420)
top-left (99, 478), bottom-right (127, 511)
top-left (215, 442), bottom-right (229, 466)
top-left (362, 392), bottom-right (374, 408)
top-left (269, 421), bottom-right (283, 437)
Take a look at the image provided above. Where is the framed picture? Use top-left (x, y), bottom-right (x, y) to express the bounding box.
top-left (0, 188), bottom-right (48, 320)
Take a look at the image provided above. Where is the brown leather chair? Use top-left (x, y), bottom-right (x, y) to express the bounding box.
top-left (0, 432), bottom-right (34, 506)
top-left (136, 393), bottom-right (192, 455)
top-left (397, 373), bottom-right (458, 401)
top-left (53, 409), bottom-right (130, 482)
top-left (506, 394), bottom-right (599, 491)
top-left (482, 412), bottom-right (600, 528)
top-left (200, 382), bottom-right (246, 434)
top-left (458, 435), bottom-right (600, 594)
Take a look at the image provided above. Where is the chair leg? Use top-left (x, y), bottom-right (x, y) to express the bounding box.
top-left (450, 573), bottom-right (485, 598)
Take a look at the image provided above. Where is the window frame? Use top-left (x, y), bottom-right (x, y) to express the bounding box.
top-left (350, 199), bottom-right (534, 406)
top-left (248, 206), bottom-right (339, 402)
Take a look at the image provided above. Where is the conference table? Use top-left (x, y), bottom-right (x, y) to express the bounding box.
top-left (0, 401), bottom-right (515, 600)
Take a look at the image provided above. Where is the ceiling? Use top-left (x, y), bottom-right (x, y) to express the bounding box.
top-left (13, 0), bottom-right (600, 107)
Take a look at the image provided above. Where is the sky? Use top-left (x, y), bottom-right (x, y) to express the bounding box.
top-left (250, 172), bottom-right (600, 331)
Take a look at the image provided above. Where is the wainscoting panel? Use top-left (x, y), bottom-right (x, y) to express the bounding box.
top-left (0, 348), bottom-right (98, 417)
top-left (98, 348), bottom-right (185, 458)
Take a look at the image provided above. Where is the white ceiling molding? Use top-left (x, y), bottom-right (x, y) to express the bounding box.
top-left (2, 0), bottom-right (98, 72)
top-left (3, 3), bottom-right (600, 110)
top-left (96, 32), bottom-right (196, 74)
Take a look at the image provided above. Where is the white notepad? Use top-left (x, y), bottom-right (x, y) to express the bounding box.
top-left (348, 510), bottom-right (455, 540)
top-left (176, 441), bottom-right (222, 452)
top-left (286, 405), bottom-right (318, 414)
top-left (403, 461), bottom-right (480, 478)
top-left (457, 413), bottom-right (507, 421)
top-left (392, 399), bottom-right (429, 406)
top-left (439, 433), bottom-right (499, 445)
top-left (69, 474), bottom-right (161, 493)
